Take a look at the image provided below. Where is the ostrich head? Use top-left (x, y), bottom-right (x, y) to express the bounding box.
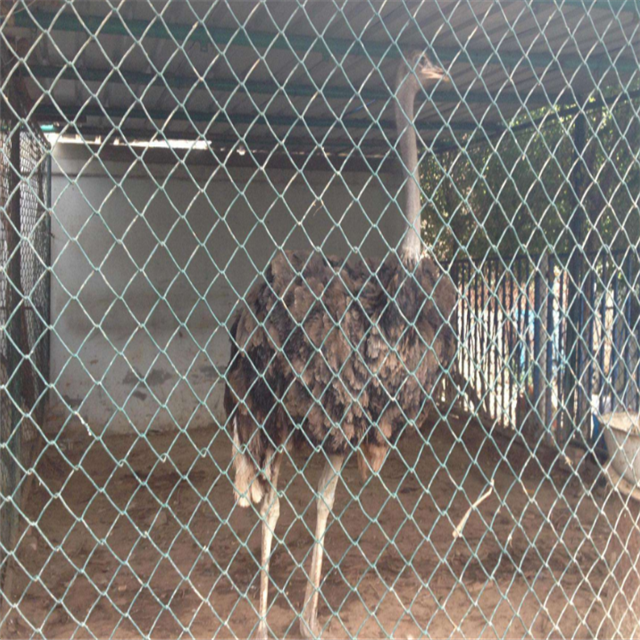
top-left (394, 51), bottom-right (448, 263)
top-left (396, 50), bottom-right (448, 96)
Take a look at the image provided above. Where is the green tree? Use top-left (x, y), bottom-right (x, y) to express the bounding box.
top-left (422, 99), bottom-right (640, 264)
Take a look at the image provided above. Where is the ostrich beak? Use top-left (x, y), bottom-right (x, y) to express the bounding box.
top-left (417, 54), bottom-right (450, 83)
top-left (428, 65), bottom-right (450, 83)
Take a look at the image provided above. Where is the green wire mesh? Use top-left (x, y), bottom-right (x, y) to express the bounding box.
top-left (2, 0), bottom-right (640, 638)
top-left (0, 97), bottom-right (50, 613)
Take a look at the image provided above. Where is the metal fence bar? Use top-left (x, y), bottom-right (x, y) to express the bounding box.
top-left (546, 255), bottom-right (555, 432)
top-left (0, 64), bottom-right (50, 611)
top-left (598, 255), bottom-right (609, 416)
top-left (449, 247), bottom-right (640, 442)
top-left (0, 101), bottom-right (23, 605)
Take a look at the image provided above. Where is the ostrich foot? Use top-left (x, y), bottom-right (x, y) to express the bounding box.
top-left (299, 614), bottom-right (322, 639)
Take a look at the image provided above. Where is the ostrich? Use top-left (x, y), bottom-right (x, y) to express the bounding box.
top-left (224, 51), bottom-right (457, 639)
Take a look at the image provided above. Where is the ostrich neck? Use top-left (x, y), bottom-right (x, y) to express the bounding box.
top-left (395, 87), bottom-right (421, 264)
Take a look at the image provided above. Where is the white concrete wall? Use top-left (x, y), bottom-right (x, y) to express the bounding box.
top-left (46, 144), bottom-right (404, 435)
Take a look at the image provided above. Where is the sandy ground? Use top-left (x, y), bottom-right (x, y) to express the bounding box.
top-left (3, 413), bottom-right (640, 639)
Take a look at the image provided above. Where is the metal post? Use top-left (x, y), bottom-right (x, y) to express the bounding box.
top-left (624, 253), bottom-right (632, 408)
top-left (563, 110), bottom-right (587, 443)
top-left (546, 255), bottom-right (555, 435)
top-left (533, 254), bottom-right (544, 437)
top-left (508, 262), bottom-right (516, 425)
top-left (1, 99), bottom-right (23, 612)
top-left (598, 256), bottom-right (608, 415)
top-left (45, 153), bottom-right (52, 387)
top-left (612, 270), bottom-right (620, 406)
top-left (587, 262), bottom-right (596, 414)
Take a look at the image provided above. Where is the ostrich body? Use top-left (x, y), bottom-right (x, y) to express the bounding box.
top-left (224, 52), bottom-right (456, 638)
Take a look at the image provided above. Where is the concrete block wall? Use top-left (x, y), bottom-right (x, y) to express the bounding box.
top-left (47, 144), bottom-right (404, 435)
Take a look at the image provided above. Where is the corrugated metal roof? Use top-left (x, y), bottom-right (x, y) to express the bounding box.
top-left (6, 0), bottom-right (640, 160)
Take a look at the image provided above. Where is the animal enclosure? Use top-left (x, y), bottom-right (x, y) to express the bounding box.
top-left (2, 1), bottom-right (640, 639)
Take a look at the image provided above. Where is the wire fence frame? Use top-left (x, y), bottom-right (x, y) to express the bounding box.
top-left (0, 67), bottom-right (51, 611)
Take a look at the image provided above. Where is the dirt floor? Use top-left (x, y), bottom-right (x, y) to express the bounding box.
top-left (3, 413), bottom-right (640, 639)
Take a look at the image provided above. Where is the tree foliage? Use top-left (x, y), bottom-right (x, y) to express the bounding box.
top-left (422, 98), bottom-right (640, 264)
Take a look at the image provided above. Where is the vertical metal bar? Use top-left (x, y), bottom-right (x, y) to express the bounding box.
top-left (624, 253), bottom-right (632, 408)
top-left (449, 261), bottom-right (457, 406)
top-left (497, 264), bottom-right (501, 424)
top-left (598, 255), bottom-right (608, 414)
top-left (524, 260), bottom-right (531, 382)
top-left (558, 270), bottom-right (565, 431)
top-left (612, 265), bottom-right (620, 409)
top-left (493, 260), bottom-right (504, 422)
top-left (491, 260), bottom-right (495, 420)
top-left (509, 262), bottom-right (516, 425)
top-left (587, 258), bottom-right (596, 414)
top-left (577, 265), bottom-right (586, 428)
top-left (493, 262), bottom-right (499, 422)
top-left (517, 258), bottom-right (523, 385)
top-left (501, 266), bottom-right (507, 427)
top-left (635, 255), bottom-right (640, 413)
top-left (564, 111), bottom-right (587, 439)
top-left (636, 257), bottom-right (640, 413)
top-left (464, 262), bottom-right (469, 408)
top-left (6, 127), bottom-right (24, 385)
top-left (546, 255), bottom-right (555, 433)
top-left (1, 107), bottom-right (24, 606)
top-left (45, 153), bottom-right (52, 386)
top-left (474, 265), bottom-right (480, 407)
top-left (533, 258), bottom-right (543, 432)
top-left (489, 260), bottom-right (494, 419)
top-left (458, 262), bottom-right (467, 409)
top-left (480, 262), bottom-right (486, 415)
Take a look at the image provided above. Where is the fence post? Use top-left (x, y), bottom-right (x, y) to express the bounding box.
top-left (564, 110), bottom-right (587, 441)
top-left (529, 251), bottom-right (554, 443)
top-left (634, 254), bottom-right (640, 413)
top-left (44, 153), bottom-right (52, 387)
top-left (1, 79), bottom-right (24, 610)
top-left (624, 253), bottom-right (633, 409)
top-left (612, 266), bottom-right (621, 406)
top-left (545, 254), bottom-right (555, 439)
top-left (533, 253), bottom-right (546, 437)
top-left (598, 255), bottom-right (609, 415)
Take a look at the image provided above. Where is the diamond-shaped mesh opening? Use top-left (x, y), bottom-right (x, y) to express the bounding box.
top-left (4, 1), bottom-right (640, 638)
top-left (0, 46), bottom-right (50, 624)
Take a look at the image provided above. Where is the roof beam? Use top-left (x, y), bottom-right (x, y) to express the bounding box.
top-left (13, 9), bottom-right (638, 74)
top-left (27, 63), bottom-right (562, 108)
top-left (33, 102), bottom-right (482, 134)
top-left (35, 85), bottom-right (639, 157)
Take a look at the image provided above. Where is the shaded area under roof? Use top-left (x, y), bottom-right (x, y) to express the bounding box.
top-left (5, 0), bottom-right (640, 164)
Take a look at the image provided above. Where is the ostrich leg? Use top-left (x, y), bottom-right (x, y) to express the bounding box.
top-left (256, 452), bottom-right (283, 640)
top-left (300, 454), bottom-right (344, 638)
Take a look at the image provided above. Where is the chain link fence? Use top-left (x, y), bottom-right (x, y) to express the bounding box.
top-left (0, 63), bottom-right (50, 611)
top-left (2, 1), bottom-right (640, 638)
